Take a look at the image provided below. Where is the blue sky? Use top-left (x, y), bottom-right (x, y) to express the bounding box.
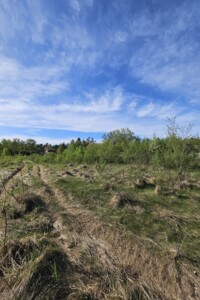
top-left (0, 0), bottom-right (200, 144)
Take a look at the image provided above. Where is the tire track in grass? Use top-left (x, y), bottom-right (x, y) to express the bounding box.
top-left (0, 165), bottom-right (25, 240)
top-left (39, 165), bottom-right (200, 300)
top-left (38, 165), bottom-right (129, 299)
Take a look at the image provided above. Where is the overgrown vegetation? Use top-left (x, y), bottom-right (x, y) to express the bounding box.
top-left (1, 119), bottom-right (199, 171)
top-left (0, 119), bottom-right (200, 299)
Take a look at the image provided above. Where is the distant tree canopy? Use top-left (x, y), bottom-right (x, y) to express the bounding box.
top-left (0, 124), bottom-right (199, 170)
top-left (0, 138), bottom-right (45, 156)
top-left (102, 128), bottom-right (138, 144)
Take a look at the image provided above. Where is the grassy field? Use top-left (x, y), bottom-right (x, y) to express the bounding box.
top-left (52, 163), bottom-right (200, 262)
top-left (0, 161), bottom-right (200, 299)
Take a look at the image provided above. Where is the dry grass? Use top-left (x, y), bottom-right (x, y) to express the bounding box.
top-left (14, 249), bottom-right (72, 300)
top-left (16, 193), bottom-right (46, 213)
top-left (0, 162), bottom-right (199, 299)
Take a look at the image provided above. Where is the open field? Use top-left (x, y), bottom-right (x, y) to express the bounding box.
top-left (0, 161), bottom-right (200, 299)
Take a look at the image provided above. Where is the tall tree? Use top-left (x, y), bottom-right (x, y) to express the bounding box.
top-left (102, 128), bottom-right (136, 145)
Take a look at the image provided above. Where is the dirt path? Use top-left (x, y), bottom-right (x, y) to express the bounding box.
top-left (38, 165), bottom-right (200, 300)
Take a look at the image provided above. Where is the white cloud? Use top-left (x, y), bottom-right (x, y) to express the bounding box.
top-left (137, 103), bottom-right (155, 117)
top-left (129, 3), bottom-right (200, 101)
top-left (69, 0), bottom-right (81, 12)
top-left (128, 101), bottom-right (137, 111)
top-left (0, 86), bottom-right (125, 131)
top-left (0, 55), bottom-right (68, 102)
top-left (26, 0), bottom-right (48, 44)
top-left (114, 31), bottom-right (128, 43)
top-left (128, 11), bottom-right (159, 38)
top-left (136, 102), bottom-right (184, 119)
top-left (0, 0), bottom-right (49, 45)
top-left (0, 0), bottom-right (199, 139)
top-left (69, 0), bottom-right (93, 12)
top-left (34, 88), bottom-right (123, 115)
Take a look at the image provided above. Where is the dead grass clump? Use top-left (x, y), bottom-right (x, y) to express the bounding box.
top-left (134, 177), bottom-right (156, 189)
top-left (18, 249), bottom-right (72, 300)
top-left (133, 205), bottom-right (145, 215)
top-left (26, 215), bottom-right (53, 233)
top-left (102, 182), bottom-right (115, 191)
top-left (111, 192), bottom-right (137, 208)
top-left (174, 180), bottom-right (200, 191)
top-left (154, 185), bottom-right (176, 196)
top-left (0, 239), bottom-right (39, 272)
top-left (78, 172), bottom-right (90, 179)
top-left (39, 185), bottom-right (54, 196)
top-left (144, 176), bottom-right (157, 186)
top-left (61, 171), bottom-right (74, 177)
top-left (154, 185), bottom-right (162, 195)
top-left (17, 193), bottom-right (46, 213)
top-left (132, 178), bottom-right (146, 189)
top-left (68, 163), bottom-right (74, 167)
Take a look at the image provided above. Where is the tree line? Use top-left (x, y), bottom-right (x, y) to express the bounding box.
top-left (1, 121), bottom-right (200, 172)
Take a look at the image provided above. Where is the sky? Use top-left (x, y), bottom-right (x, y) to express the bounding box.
top-left (0, 0), bottom-right (200, 144)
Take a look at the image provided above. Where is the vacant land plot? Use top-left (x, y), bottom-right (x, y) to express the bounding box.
top-left (0, 162), bottom-right (200, 299)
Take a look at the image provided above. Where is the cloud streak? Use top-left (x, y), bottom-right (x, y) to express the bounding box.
top-left (129, 2), bottom-right (200, 102)
top-left (0, 0), bottom-right (199, 140)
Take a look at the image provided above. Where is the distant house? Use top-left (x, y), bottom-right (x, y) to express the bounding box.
top-left (44, 146), bottom-right (55, 154)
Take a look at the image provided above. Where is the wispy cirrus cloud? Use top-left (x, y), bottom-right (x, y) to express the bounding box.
top-left (0, 0), bottom-right (48, 45)
top-left (0, 55), bottom-right (68, 102)
top-left (0, 0), bottom-right (199, 141)
top-left (129, 2), bottom-right (200, 102)
top-left (0, 86), bottom-right (125, 131)
top-left (136, 102), bottom-right (184, 119)
top-left (69, 0), bottom-right (93, 12)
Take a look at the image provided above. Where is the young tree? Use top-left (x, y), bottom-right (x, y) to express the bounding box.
top-left (164, 117), bottom-right (193, 174)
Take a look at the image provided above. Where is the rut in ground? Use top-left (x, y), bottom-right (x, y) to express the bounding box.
top-left (1, 164), bottom-right (199, 299)
top-left (38, 165), bottom-right (200, 300)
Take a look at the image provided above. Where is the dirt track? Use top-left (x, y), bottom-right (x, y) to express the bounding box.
top-left (0, 164), bottom-right (199, 300)
top-left (38, 165), bottom-right (200, 300)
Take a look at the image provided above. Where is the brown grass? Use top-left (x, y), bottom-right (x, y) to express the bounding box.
top-left (16, 193), bottom-right (46, 213)
top-left (0, 163), bottom-right (199, 299)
